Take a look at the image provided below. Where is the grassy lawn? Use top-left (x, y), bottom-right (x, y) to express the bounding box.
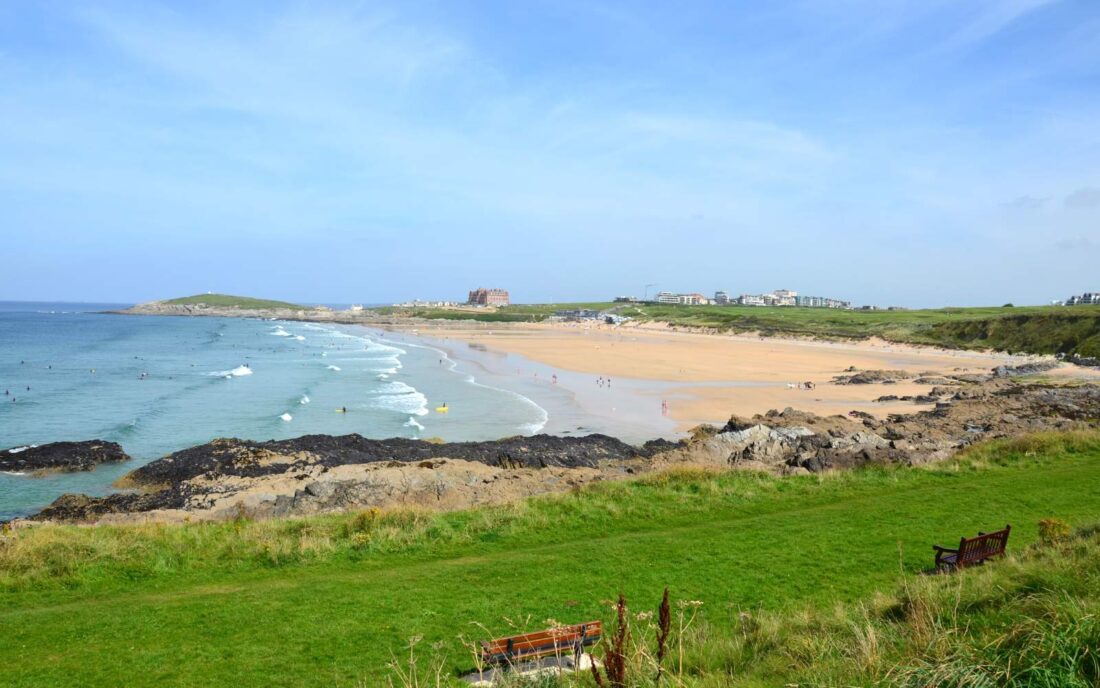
top-left (2, 434), bottom-right (1100, 686)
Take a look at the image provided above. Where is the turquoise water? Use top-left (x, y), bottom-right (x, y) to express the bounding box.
top-left (0, 303), bottom-right (546, 519)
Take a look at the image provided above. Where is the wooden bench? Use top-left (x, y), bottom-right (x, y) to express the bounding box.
top-left (933, 525), bottom-right (1011, 572)
top-left (480, 621), bottom-right (602, 667)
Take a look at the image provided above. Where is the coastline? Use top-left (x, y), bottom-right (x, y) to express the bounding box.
top-left (371, 319), bottom-right (1086, 429)
top-left (110, 304), bottom-right (1100, 432)
top-left (362, 326), bottom-right (680, 443)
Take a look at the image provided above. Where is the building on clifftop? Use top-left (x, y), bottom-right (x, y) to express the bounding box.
top-left (467, 288), bottom-right (510, 306)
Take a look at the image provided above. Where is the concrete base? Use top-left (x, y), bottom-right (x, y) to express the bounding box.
top-left (461, 652), bottom-right (600, 685)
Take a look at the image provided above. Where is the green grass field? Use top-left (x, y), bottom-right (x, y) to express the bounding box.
top-left (3, 433), bottom-right (1100, 686)
top-left (378, 302), bottom-right (1100, 358)
top-left (161, 293), bottom-right (308, 310)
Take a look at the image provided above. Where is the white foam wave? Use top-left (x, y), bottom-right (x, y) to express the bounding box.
top-left (299, 395), bottom-right (310, 404)
top-left (404, 416), bottom-right (425, 431)
top-left (294, 335), bottom-right (306, 341)
top-left (271, 328), bottom-right (291, 337)
top-left (7, 445), bottom-right (35, 454)
top-left (210, 365), bottom-right (253, 378)
top-left (279, 412), bottom-right (293, 422)
top-left (396, 337), bottom-right (549, 434)
top-left (326, 365), bottom-right (341, 371)
top-left (372, 388), bottom-right (429, 416)
top-left (1, 471), bottom-right (27, 476)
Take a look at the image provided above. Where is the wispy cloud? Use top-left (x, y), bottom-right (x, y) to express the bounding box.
top-left (1065, 187), bottom-right (1100, 209)
top-left (936, 0), bottom-right (1060, 53)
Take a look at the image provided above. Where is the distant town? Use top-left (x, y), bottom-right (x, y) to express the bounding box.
top-left (625, 289), bottom-right (856, 309)
top-left (387, 287), bottom-right (1100, 312)
top-left (1058, 292), bottom-right (1099, 306)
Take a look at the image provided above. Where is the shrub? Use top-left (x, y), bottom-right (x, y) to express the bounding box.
top-left (1039, 517), bottom-right (1072, 545)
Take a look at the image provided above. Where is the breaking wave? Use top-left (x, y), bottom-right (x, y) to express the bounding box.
top-left (210, 365), bottom-right (253, 378)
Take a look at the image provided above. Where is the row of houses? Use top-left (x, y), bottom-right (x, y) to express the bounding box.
top-left (554, 309), bottom-right (628, 325)
top-left (1064, 292), bottom-right (1100, 306)
top-left (652, 289), bottom-right (851, 309)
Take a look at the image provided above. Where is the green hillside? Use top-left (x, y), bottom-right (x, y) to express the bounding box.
top-left (3, 432), bottom-right (1099, 686)
top-left (160, 293), bottom-right (307, 310)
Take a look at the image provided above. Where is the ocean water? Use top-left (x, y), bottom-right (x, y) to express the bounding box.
top-left (0, 303), bottom-right (547, 520)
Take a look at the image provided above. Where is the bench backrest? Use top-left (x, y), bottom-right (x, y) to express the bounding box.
top-left (481, 621), bottom-right (602, 665)
top-left (957, 525), bottom-right (1011, 567)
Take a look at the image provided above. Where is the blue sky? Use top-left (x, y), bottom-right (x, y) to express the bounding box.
top-left (1, 1), bottom-right (1098, 306)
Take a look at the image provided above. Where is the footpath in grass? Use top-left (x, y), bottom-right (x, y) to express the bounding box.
top-left (2, 435), bottom-right (1100, 686)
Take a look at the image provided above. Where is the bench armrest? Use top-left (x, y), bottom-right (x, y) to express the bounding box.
top-left (932, 545), bottom-right (958, 553)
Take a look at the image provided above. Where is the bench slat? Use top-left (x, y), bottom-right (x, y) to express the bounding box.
top-left (480, 621), bottom-right (602, 665)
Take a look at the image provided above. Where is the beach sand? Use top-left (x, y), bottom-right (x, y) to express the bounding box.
top-left (380, 320), bottom-right (1061, 434)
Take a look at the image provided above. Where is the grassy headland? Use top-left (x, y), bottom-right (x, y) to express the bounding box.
top-left (160, 293), bottom-right (308, 310)
top-left (3, 432), bottom-right (1100, 686)
top-left (382, 302), bottom-right (1100, 359)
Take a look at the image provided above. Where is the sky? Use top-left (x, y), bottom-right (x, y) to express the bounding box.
top-left (1, 1), bottom-right (1098, 307)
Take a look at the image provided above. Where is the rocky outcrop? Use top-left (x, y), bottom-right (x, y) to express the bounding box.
top-left (0, 441), bottom-right (130, 473)
top-left (31, 434), bottom-right (660, 523)
top-left (832, 369), bottom-right (914, 385)
top-left (660, 380), bottom-right (1100, 475)
top-left (124, 433), bottom-right (653, 487)
top-left (992, 361), bottom-right (1059, 377)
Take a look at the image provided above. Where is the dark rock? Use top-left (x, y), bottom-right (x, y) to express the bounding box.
top-left (832, 370), bottom-right (913, 385)
top-left (0, 440), bottom-right (130, 473)
top-left (992, 362), bottom-right (1059, 378)
top-left (127, 433), bottom-right (650, 488)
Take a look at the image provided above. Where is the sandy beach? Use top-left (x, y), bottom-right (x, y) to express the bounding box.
top-left (377, 320), bottom-right (1076, 433)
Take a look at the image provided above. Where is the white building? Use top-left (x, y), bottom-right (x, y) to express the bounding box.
top-left (1067, 292), bottom-right (1100, 305)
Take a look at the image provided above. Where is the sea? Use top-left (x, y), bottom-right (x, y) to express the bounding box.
top-left (0, 302), bottom-right (549, 520)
